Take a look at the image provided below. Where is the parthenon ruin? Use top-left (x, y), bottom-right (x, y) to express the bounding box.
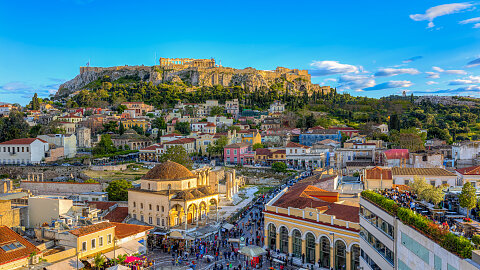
top-left (159, 57), bottom-right (216, 68)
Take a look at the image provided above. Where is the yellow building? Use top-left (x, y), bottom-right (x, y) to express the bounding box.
top-left (121, 119), bottom-right (150, 131)
top-left (241, 130), bottom-right (262, 145)
top-left (264, 182), bottom-right (360, 269)
top-left (128, 161), bottom-right (219, 228)
top-left (69, 222), bottom-right (116, 259)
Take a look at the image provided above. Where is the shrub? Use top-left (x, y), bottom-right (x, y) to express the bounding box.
top-left (361, 190), bottom-right (398, 215)
top-left (472, 234), bottom-right (480, 247)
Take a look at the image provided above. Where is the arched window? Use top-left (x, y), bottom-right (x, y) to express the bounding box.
top-left (292, 230), bottom-right (302, 257)
top-left (320, 236), bottom-right (330, 268)
top-left (351, 244), bottom-right (360, 270)
top-left (305, 233), bottom-right (316, 264)
top-left (133, 201), bottom-right (136, 207)
top-left (149, 204), bottom-right (152, 210)
top-left (335, 241), bottom-right (346, 270)
top-left (162, 206), bottom-right (165, 212)
top-left (156, 205), bottom-right (159, 211)
top-left (140, 203), bottom-right (143, 209)
top-left (280, 227), bottom-right (288, 253)
top-left (268, 224), bottom-right (277, 250)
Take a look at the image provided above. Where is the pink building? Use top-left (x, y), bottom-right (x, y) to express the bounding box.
top-left (224, 142), bottom-right (251, 165)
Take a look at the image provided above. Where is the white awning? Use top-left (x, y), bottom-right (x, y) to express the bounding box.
top-left (121, 240), bottom-right (147, 255)
top-left (45, 257), bottom-right (84, 270)
top-left (222, 223), bottom-right (234, 230)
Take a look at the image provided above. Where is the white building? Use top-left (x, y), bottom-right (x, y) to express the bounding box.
top-left (285, 141), bottom-right (326, 169)
top-left (269, 101), bottom-right (285, 114)
top-left (37, 134), bottom-right (77, 158)
top-left (76, 126), bottom-right (91, 148)
top-left (452, 141), bottom-right (480, 166)
top-left (0, 138), bottom-right (49, 165)
top-left (360, 194), bottom-right (480, 270)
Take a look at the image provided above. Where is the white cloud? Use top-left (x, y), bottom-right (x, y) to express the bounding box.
top-left (324, 78), bottom-right (338, 82)
top-left (410, 3), bottom-right (475, 28)
top-left (374, 68), bottom-right (420, 77)
top-left (449, 75), bottom-right (480, 85)
top-left (363, 80), bottom-right (413, 91)
top-left (425, 72), bottom-right (440, 79)
top-left (426, 81), bottom-right (439, 85)
top-left (309, 61), bottom-right (359, 76)
top-left (459, 16), bottom-right (480, 24)
top-left (337, 74), bottom-right (375, 91)
top-left (475, 23), bottom-right (480, 28)
top-left (432, 66), bottom-right (467, 75)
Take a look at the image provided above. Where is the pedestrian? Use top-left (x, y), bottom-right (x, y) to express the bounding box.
top-left (302, 253), bottom-right (305, 264)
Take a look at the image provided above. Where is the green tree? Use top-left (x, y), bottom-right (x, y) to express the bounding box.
top-left (106, 179), bottom-right (133, 201)
top-left (92, 134), bottom-right (116, 155)
top-left (116, 104), bottom-right (127, 114)
top-left (271, 162), bottom-right (287, 173)
top-left (0, 110), bottom-right (30, 143)
top-left (209, 106), bottom-right (225, 116)
top-left (409, 176), bottom-right (429, 197)
top-left (93, 253), bottom-right (106, 270)
top-left (252, 143), bottom-right (264, 150)
top-left (31, 93), bottom-right (40, 110)
top-left (459, 182), bottom-right (477, 218)
top-left (175, 122), bottom-right (191, 135)
top-left (103, 121), bottom-right (118, 133)
top-left (84, 179), bottom-right (99, 183)
top-left (159, 145), bottom-right (193, 169)
top-left (305, 113), bottom-right (316, 129)
top-left (118, 122), bottom-right (125, 135)
top-left (152, 117), bottom-right (167, 130)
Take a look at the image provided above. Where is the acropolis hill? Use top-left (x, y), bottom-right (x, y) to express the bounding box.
top-left (55, 57), bottom-right (331, 97)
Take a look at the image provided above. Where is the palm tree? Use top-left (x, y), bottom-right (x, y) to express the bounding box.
top-left (93, 253), bottom-right (106, 270)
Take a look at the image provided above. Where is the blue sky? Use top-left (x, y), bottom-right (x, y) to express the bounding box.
top-left (1, 1), bottom-right (480, 105)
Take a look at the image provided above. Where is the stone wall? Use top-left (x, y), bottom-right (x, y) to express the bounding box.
top-left (0, 165), bottom-right (89, 180)
top-left (90, 164), bottom-right (128, 171)
top-left (20, 181), bottom-right (104, 196)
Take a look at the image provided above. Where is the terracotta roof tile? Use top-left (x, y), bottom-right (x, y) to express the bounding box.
top-left (365, 166), bottom-right (393, 180)
top-left (0, 138), bottom-right (47, 145)
top-left (286, 142), bottom-right (310, 148)
top-left (0, 226), bottom-right (40, 266)
top-left (384, 149), bottom-right (409, 160)
top-left (69, 222), bottom-right (115, 237)
top-left (110, 222), bottom-right (153, 239)
top-left (392, 167), bottom-right (456, 176)
top-left (164, 138), bottom-right (196, 144)
top-left (456, 165), bottom-right (480, 175)
top-left (104, 207), bottom-right (129, 223)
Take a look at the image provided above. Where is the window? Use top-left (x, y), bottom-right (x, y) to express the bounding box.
top-left (82, 241), bottom-right (87, 251)
top-left (133, 214), bottom-right (137, 219)
top-left (234, 150), bottom-right (237, 155)
top-left (442, 180), bottom-right (448, 185)
top-left (140, 215), bottom-right (144, 222)
top-left (430, 181), bottom-right (436, 186)
top-left (22, 147), bottom-right (24, 152)
top-left (156, 205), bottom-right (160, 211)
top-left (107, 234), bottom-right (112, 244)
top-left (91, 239), bottom-right (96, 249)
top-left (360, 226), bottom-right (394, 265)
top-left (162, 219), bottom-right (165, 226)
top-left (149, 204), bottom-right (152, 210)
top-left (227, 150), bottom-right (230, 155)
top-left (157, 217), bottom-right (160, 226)
top-left (148, 183), bottom-right (151, 190)
top-left (140, 203), bottom-right (143, 209)
top-left (133, 202), bottom-right (136, 207)
top-left (434, 255), bottom-right (442, 270)
top-left (405, 180), bottom-right (410, 185)
top-left (26, 147), bottom-right (29, 152)
top-left (401, 232), bottom-right (429, 264)
top-left (162, 206), bottom-right (165, 212)
top-left (149, 216), bottom-right (153, 224)
top-left (99, 237), bottom-right (103, 247)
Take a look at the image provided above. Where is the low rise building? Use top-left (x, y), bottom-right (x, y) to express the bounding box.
top-left (264, 180), bottom-right (360, 269)
top-left (456, 165), bottom-right (480, 187)
top-left (391, 167), bottom-right (457, 187)
top-left (362, 166), bottom-right (393, 190)
top-left (0, 226), bottom-right (41, 270)
top-left (224, 142), bottom-right (251, 165)
top-left (164, 138), bottom-right (196, 154)
top-left (0, 138), bottom-right (49, 165)
top-left (37, 134), bottom-right (77, 158)
top-left (122, 102), bottom-right (154, 115)
top-left (299, 129), bottom-right (342, 147)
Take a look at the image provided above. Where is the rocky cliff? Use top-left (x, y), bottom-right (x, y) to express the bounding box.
top-left (55, 65), bottom-right (330, 97)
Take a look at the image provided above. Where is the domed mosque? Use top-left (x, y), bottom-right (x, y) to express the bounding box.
top-left (128, 161), bottom-right (219, 228)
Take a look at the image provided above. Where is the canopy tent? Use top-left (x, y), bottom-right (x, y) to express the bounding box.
top-left (238, 246), bottom-right (267, 257)
top-left (45, 257), bottom-right (84, 270)
top-left (124, 256), bottom-right (141, 263)
top-left (106, 265), bottom-right (131, 270)
top-left (222, 223), bottom-right (234, 230)
top-left (121, 240), bottom-right (147, 255)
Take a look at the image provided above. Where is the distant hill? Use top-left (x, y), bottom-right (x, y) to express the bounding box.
top-left (54, 58), bottom-right (331, 98)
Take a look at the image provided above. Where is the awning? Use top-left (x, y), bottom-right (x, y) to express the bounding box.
top-left (103, 248), bottom-right (128, 259)
top-left (45, 257), bottom-right (84, 270)
top-left (222, 223), bottom-right (234, 230)
top-left (106, 265), bottom-right (131, 270)
top-left (121, 240), bottom-right (147, 255)
top-left (169, 231), bottom-right (185, 239)
top-left (238, 246), bottom-right (267, 257)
